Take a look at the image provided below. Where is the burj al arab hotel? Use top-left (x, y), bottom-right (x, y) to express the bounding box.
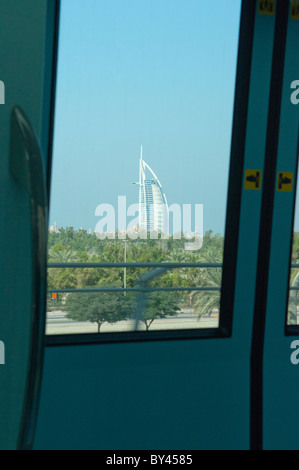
top-left (136, 146), bottom-right (168, 233)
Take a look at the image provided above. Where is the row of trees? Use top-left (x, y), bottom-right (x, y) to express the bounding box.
top-left (64, 290), bottom-right (181, 332)
top-left (48, 227), bottom-right (299, 330)
top-left (47, 227), bottom-right (223, 331)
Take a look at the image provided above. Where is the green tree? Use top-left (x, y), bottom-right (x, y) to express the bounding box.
top-left (65, 288), bottom-right (135, 332)
top-left (47, 268), bottom-right (77, 290)
top-left (141, 291), bottom-right (180, 330)
top-left (46, 227), bottom-right (225, 313)
top-left (292, 232), bottom-right (299, 262)
top-left (191, 245), bottom-right (222, 319)
top-left (48, 245), bottom-right (79, 262)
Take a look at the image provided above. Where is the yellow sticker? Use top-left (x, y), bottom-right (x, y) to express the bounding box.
top-left (244, 169), bottom-right (262, 190)
top-left (277, 172), bottom-right (293, 192)
top-left (291, 1), bottom-right (299, 19)
top-left (258, 0), bottom-right (275, 15)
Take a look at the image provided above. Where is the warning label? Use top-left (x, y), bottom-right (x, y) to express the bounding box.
top-left (291, 1), bottom-right (299, 19)
top-left (258, 0), bottom-right (275, 15)
top-left (277, 172), bottom-right (293, 192)
top-left (244, 170), bottom-right (262, 190)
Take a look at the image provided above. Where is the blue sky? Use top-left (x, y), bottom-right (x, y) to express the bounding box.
top-left (49, 0), bottom-right (242, 235)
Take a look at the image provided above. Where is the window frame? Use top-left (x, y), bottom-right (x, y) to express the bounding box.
top-left (46, 0), bottom-right (256, 346)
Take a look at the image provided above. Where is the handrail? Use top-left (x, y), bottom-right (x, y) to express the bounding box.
top-left (47, 262), bottom-right (222, 329)
top-left (47, 262), bottom-right (222, 268)
top-left (47, 262), bottom-right (221, 293)
top-left (47, 286), bottom-right (220, 293)
top-left (10, 106), bottom-right (48, 450)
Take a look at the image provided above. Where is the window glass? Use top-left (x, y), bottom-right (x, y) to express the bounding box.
top-left (47, 0), bottom-right (242, 335)
top-left (288, 165), bottom-right (299, 326)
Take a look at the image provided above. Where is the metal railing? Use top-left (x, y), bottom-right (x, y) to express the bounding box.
top-left (47, 262), bottom-right (222, 330)
top-left (47, 262), bottom-right (222, 294)
top-left (46, 261), bottom-right (299, 330)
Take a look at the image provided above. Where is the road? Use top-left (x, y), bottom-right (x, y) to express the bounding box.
top-left (46, 308), bottom-right (219, 335)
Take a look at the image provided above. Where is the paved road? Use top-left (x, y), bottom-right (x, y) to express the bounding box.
top-left (46, 308), bottom-right (219, 335)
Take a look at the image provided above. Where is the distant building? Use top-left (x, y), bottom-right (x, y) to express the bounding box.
top-left (49, 221), bottom-right (59, 233)
top-left (135, 146), bottom-right (168, 233)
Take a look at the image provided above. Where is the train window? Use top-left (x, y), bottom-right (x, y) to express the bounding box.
top-left (288, 164), bottom-right (299, 327)
top-left (46, 0), bottom-right (242, 338)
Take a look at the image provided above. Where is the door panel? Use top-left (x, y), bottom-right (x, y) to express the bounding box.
top-left (0, 0), bottom-right (58, 450)
top-left (2, 0), bottom-right (297, 451)
top-left (34, 341), bottom-right (251, 450)
top-left (263, 4), bottom-right (299, 450)
top-left (34, 0), bottom-right (275, 450)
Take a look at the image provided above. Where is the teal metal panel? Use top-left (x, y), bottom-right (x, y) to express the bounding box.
top-left (232, 5), bottom-right (276, 342)
top-left (263, 5), bottom-right (299, 450)
top-left (33, 1), bottom-right (276, 450)
top-left (0, 0), bottom-right (57, 450)
top-left (34, 339), bottom-right (250, 450)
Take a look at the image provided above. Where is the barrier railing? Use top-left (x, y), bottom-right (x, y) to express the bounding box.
top-left (47, 262), bottom-right (222, 330)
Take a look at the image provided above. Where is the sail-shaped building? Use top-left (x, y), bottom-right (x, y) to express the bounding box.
top-left (136, 146), bottom-right (168, 233)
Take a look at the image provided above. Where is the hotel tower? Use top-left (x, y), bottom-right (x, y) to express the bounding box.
top-left (136, 146), bottom-right (168, 233)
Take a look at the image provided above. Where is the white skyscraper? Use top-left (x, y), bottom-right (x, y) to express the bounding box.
top-left (136, 146), bottom-right (168, 233)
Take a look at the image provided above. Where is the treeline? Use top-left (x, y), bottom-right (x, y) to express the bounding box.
top-left (291, 232), bottom-right (299, 263)
top-left (47, 227), bottom-right (223, 330)
top-left (47, 227), bottom-right (223, 290)
top-left (47, 227), bottom-right (299, 330)
top-left (48, 227), bottom-right (223, 261)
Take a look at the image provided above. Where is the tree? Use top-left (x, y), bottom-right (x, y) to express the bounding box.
top-left (166, 247), bottom-right (186, 263)
top-left (192, 270), bottom-right (221, 318)
top-left (140, 291), bottom-right (180, 330)
top-left (46, 227), bottom-right (225, 319)
top-left (191, 245), bottom-right (222, 319)
top-left (47, 267), bottom-right (77, 290)
top-left (65, 287), bottom-right (135, 332)
top-left (48, 245), bottom-right (79, 262)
